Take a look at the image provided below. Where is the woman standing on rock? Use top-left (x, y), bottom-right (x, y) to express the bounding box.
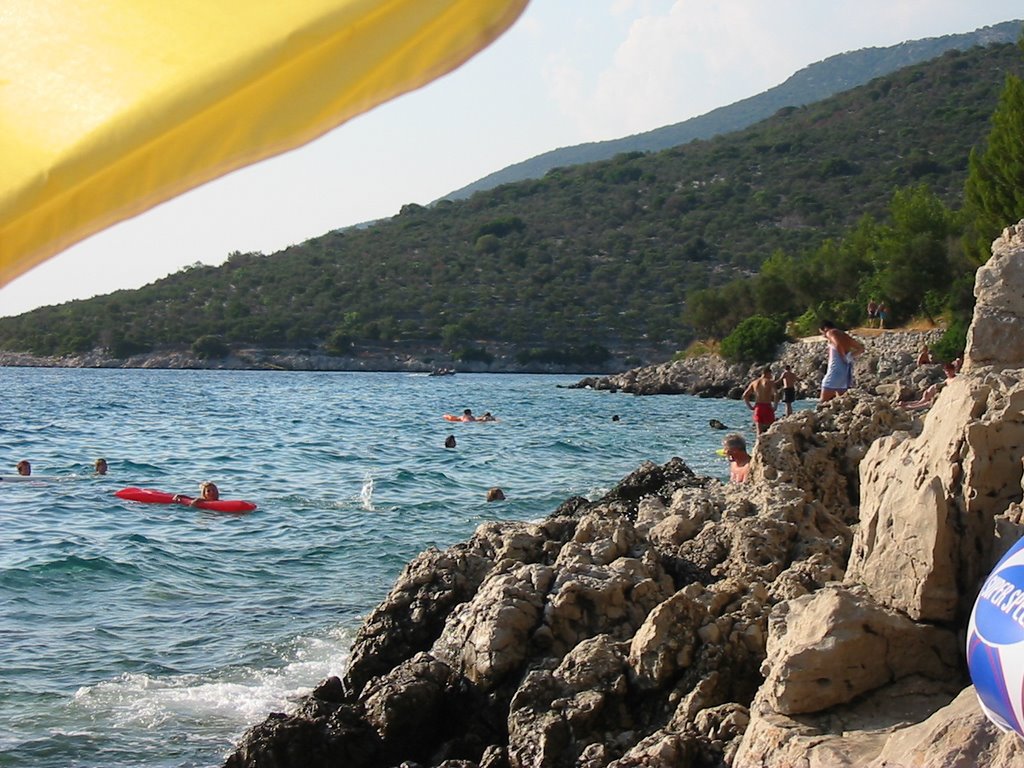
top-left (819, 321), bottom-right (864, 403)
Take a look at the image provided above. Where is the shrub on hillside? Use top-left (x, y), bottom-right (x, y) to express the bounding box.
top-left (720, 316), bottom-right (786, 364)
top-left (192, 335), bottom-right (229, 359)
top-left (931, 316), bottom-right (969, 362)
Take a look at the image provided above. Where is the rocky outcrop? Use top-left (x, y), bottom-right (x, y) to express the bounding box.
top-left (964, 220), bottom-right (1024, 372)
top-left (571, 328), bottom-right (946, 400)
top-left (225, 221), bottom-right (1024, 768)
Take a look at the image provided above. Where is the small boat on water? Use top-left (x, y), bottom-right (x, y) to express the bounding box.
top-left (429, 368), bottom-right (456, 377)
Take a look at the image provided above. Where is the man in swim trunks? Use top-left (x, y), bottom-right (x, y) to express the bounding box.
top-left (819, 321), bottom-right (865, 403)
top-left (742, 366), bottom-right (779, 435)
top-left (776, 365), bottom-right (799, 416)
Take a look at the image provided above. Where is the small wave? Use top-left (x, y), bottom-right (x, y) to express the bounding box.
top-left (550, 439), bottom-right (590, 455)
top-left (0, 554), bottom-right (141, 589)
top-left (71, 628), bottom-right (352, 733)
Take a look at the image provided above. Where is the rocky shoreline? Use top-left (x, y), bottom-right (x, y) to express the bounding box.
top-left (3, 240), bottom-right (990, 763)
top-left (0, 342), bottom-right (665, 376)
top-left (221, 221), bottom-right (1024, 768)
top-left (569, 327), bottom-right (948, 403)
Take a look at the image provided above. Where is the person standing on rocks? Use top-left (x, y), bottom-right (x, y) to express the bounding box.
top-left (866, 299), bottom-right (878, 328)
top-left (819, 321), bottom-right (865, 403)
top-left (742, 366), bottom-right (779, 435)
top-left (776, 365), bottom-right (799, 416)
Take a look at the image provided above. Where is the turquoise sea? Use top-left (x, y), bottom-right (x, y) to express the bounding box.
top-left (0, 368), bottom-right (781, 768)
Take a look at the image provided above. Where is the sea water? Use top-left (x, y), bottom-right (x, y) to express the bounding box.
top-left (0, 368), bottom-right (795, 767)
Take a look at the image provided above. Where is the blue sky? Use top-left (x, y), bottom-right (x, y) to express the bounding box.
top-left (1, 0), bottom-right (1020, 317)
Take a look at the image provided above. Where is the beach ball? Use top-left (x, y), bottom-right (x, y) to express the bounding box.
top-left (967, 535), bottom-right (1024, 736)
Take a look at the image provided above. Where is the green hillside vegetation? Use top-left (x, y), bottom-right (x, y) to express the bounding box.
top-left (445, 21), bottom-right (1022, 200)
top-left (1, 42), bottom-right (1022, 365)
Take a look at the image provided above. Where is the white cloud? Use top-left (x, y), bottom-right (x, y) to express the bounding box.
top-left (542, 0), bottom-right (1023, 142)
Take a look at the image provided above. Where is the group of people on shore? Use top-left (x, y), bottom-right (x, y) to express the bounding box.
top-left (723, 320), bottom-right (867, 484)
top-left (723, 319), bottom-right (963, 483)
top-left (866, 299), bottom-right (888, 329)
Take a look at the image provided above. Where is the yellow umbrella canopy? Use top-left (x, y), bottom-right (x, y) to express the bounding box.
top-left (0, 0), bottom-right (528, 288)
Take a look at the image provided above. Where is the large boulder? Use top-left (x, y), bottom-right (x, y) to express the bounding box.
top-left (758, 585), bottom-right (959, 715)
top-left (964, 220), bottom-right (1024, 372)
top-left (847, 370), bottom-right (1024, 623)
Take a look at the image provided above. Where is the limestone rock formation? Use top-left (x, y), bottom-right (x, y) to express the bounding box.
top-left (226, 220), bottom-right (1024, 768)
top-left (964, 220), bottom-right (1024, 372)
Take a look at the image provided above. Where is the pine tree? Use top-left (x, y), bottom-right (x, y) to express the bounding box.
top-left (963, 34), bottom-right (1024, 264)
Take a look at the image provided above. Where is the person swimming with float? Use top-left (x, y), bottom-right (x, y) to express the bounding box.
top-left (172, 481), bottom-right (219, 507)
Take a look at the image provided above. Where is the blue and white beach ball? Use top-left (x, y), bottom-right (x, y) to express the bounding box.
top-left (968, 535), bottom-right (1024, 736)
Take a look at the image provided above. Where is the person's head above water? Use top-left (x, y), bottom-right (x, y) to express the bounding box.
top-left (722, 433), bottom-right (747, 455)
top-left (444, 435), bottom-right (456, 449)
top-left (94, 458), bottom-right (108, 475)
top-left (199, 482), bottom-right (219, 500)
top-left (16, 460), bottom-right (31, 476)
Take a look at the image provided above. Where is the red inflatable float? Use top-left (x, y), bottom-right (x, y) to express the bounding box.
top-left (115, 487), bottom-right (257, 513)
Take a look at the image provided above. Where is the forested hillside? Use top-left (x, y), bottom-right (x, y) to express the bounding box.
top-left (444, 20), bottom-right (1022, 201)
top-left (1, 42), bottom-right (1022, 365)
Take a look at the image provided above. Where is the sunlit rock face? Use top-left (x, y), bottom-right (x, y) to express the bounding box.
top-left (226, 221), bottom-right (1024, 768)
top-left (964, 221), bottom-right (1024, 373)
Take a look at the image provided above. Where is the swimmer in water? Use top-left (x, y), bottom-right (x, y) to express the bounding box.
top-left (173, 481), bottom-right (220, 507)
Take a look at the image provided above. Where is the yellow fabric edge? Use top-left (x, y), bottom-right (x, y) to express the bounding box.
top-left (0, 0), bottom-right (529, 290)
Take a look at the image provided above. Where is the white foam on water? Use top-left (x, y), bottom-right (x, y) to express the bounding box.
top-left (71, 627), bottom-right (352, 735)
top-left (360, 473), bottom-right (375, 511)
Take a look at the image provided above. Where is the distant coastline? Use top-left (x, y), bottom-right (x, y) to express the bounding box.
top-left (0, 328), bottom-right (943, 398)
top-left (0, 344), bottom-right (651, 376)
